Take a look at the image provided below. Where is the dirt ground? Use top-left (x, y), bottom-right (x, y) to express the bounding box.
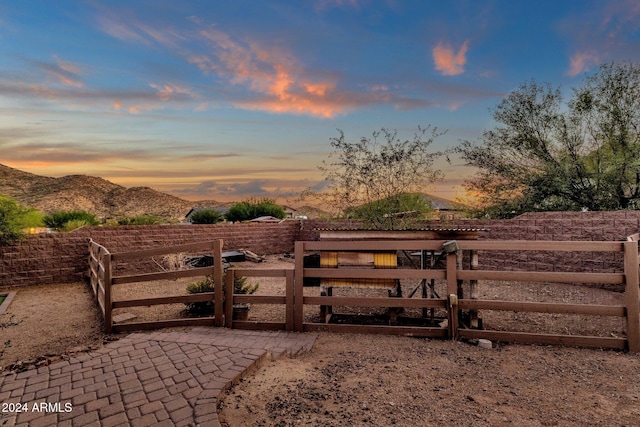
top-left (1, 254), bottom-right (640, 426)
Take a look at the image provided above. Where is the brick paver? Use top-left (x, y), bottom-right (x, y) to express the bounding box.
top-left (0, 328), bottom-right (316, 426)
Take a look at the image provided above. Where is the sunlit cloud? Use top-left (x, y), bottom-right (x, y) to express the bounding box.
top-left (193, 28), bottom-right (348, 118)
top-left (560, 0), bottom-right (640, 70)
top-left (566, 52), bottom-right (600, 76)
top-left (432, 40), bottom-right (469, 76)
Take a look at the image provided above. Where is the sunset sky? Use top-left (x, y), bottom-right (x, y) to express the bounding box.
top-left (1, 0), bottom-right (640, 203)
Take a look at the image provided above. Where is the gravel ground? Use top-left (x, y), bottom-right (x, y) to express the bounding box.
top-left (2, 254), bottom-right (639, 426)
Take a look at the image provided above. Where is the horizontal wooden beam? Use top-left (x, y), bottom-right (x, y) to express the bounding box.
top-left (232, 295), bottom-right (286, 305)
top-left (112, 293), bottom-right (213, 308)
top-left (303, 240), bottom-right (446, 251)
top-left (303, 296), bottom-right (447, 309)
top-left (112, 241), bottom-right (216, 261)
top-left (303, 267), bottom-right (446, 280)
top-left (459, 329), bottom-right (626, 350)
top-left (457, 240), bottom-right (623, 252)
top-left (111, 317), bottom-right (216, 332)
top-left (303, 323), bottom-right (448, 337)
top-left (457, 270), bottom-right (624, 284)
top-left (458, 299), bottom-right (625, 316)
top-left (231, 268), bottom-right (292, 277)
top-left (112, 266), bottom-right (213, 285)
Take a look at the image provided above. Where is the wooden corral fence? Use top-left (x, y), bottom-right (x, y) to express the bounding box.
top-left (294, 239), bottom-right (640, 351)
top-left (89, 239), bottom-right (225, 334)
top-left (89, 238), bottom-right (640, 352)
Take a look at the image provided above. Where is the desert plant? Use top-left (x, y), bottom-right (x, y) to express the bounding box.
top-left (43, 210), bottom-right (98, 231)
top-left (184, 271), bottom-right (258, 314)
top-left (189, 209), bottom-right (223, 224)
top-left (225, 198), bottom-right (285, 222)
top-left (0, 196), bottom-right (26, 245)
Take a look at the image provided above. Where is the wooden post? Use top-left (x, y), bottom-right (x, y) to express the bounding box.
top-left (446, 252), bottom-right (457, 296)
top-left (213, 239), bottom-right (224, 327)
top-left (448, 293), bottom-right (459, 340)
top-left (470, 250), bottom-right (479, 328)
top-left (285, 269), bottom-right (294, 332)
top-left (224, 268), bottom-right (235, 328)
top-left (103, 252), bottom-right (113, 335)
top-left (624, 241), bottom-right (640, 352)
top-left (293, 241), bottom-right (305, 332)
top-left (446, 252), bottom-right (458, 338)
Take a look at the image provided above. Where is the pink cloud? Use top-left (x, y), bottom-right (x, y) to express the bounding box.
top-left (195, 28), bottom-right (348, 118)
top-left (432, 40), bottom-right (469, 76)
top-left (567, 52), bottom-right (600, 76)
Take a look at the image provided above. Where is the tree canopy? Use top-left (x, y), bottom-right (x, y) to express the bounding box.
top-left (317, 127), bottom-right (444, 229)
top-left (458, 62), bottom-right (640, 217)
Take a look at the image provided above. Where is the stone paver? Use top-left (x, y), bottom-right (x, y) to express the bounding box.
top-left (0, 328), bottom-right (316, 426)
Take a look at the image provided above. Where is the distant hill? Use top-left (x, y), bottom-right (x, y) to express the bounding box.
top-left (0, 163), bottom-right (228, 222)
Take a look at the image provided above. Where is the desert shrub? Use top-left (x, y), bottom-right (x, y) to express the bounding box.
top-left (118, 214), bottom-right (163, 225)
top-left (184, 273), bottom-right (258, 314)
top-left (62, 219), bottom-right (93, 232)
top-left (43, 210), bottom-right (98, 230)
top-left (0, 196), bottom-right (42, 245)
top-left (189, 209), bottom-right (223, 224)
top-left (225, 198), bottom-right (285, 222)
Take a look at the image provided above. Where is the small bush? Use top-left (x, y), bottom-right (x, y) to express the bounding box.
top-left (189, 209), bottom-right (223, 224)
top-left (184, 273), bottom-right (258, 315)
top-left (225, 198), bottom-right (286, 222)
top-left (43, 210), bottom-right (98, 231)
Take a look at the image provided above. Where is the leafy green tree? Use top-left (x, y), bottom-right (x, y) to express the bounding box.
top-left (315, 127), bottom-right (444, 229)
top-left (0, 196), bottom-right (28, 244)
top-left (189, 209), bottom-right (223, 224)
top-left (457, 62), bottom-right (640, 217)
top-left (225, 198), bottom-right (285, 222)
top-left (43, 210), bottom-right (99, 231)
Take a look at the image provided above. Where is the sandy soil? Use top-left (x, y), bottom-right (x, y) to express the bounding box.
top-left (1, 255), bottom-right (640, 426)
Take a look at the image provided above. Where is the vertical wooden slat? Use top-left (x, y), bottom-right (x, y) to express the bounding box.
top-left (294, 241), bottom-right (305, 332)
top-left (446, 253), bottom-right (457, 296)
top-left (624, 241), bottom-right (640, 352)
top-left (448, 294), bottom-right (459, 340)
top-left (103, 252), bottom-right (113, 334)
top-left (285, 269), bottom-right (295, 332)
top-left (456, 250), bottom-right (464, 299)
top-left (225, 268), bottom-right (235, 328)
top-left (213, 239), bottom-right (224, 327)
top-left (470, 250), bottom-right (479, 328)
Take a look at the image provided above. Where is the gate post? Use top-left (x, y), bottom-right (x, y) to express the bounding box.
top-left (213, 240), bottom-right (224, 327)
top-left (293, 241), bottom-right (305, 332)
top-left (446, 252), bottom-right (458, 339)
top-left (103, 252), bottom-right (113, 334)
top-left (624, 240), bottom-right (640, 352)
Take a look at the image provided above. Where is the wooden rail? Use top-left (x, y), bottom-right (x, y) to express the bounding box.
top-left (293, 239), bottom-right (640, 351)
top-left (87, 237), bottom-right (640, 352)
top-left (89, 240), bottom-right (225, 334)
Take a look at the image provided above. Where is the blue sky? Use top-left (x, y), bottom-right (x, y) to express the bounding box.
top-left (1, 0), bottom-right (639, 203)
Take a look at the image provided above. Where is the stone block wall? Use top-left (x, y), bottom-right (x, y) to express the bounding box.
top-left (2, 212), bottom-right (640, 288)
top-left (0, 221), bottom-right (301, 287)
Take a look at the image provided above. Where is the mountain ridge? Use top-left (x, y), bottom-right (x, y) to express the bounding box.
top-left (0, 163), bottom-right (226, 222)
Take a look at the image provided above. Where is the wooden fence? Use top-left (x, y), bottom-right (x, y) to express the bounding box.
top-left (88, 238), bottom-right (640, 352)
top-left (90, 240), bottom-right (225, 334)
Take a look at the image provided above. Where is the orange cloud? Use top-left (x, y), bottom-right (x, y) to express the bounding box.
top-left (566, 52), bottom-right (600, 76)
top-left (432, 40), bottom-right (469, 76)
top-left (193, 28), bottom-right (347, 118)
